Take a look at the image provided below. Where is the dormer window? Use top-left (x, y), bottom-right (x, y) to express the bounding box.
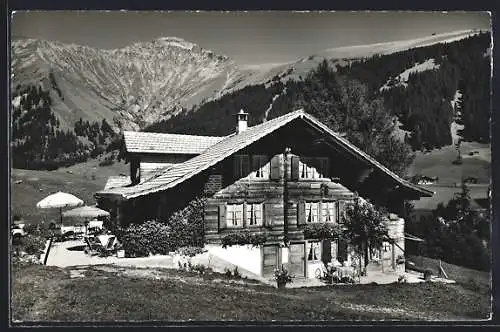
top-left (318, 157), bottom-right (329, 178)
top-left (300, 157), bottom-right (329, 179)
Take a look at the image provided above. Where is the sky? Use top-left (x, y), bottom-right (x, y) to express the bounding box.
top-left (11, 11), bottom-right (491, 66)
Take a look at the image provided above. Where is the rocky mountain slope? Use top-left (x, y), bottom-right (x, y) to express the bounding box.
top-left (11, 37), bottom-right (244, 130)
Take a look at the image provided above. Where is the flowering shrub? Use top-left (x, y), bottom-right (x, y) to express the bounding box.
top-left (191, 263), bottom-right (210, 275)
top-left (23, 223), bottom-right (54, 239)
top-left (221, 231), bottom-right (267, 248)
top-left (11, 234), bottom-right (46, 263)
top-left (303, 223), bottom-right (343, 240)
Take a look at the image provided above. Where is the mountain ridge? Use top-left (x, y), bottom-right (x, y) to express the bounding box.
top-left (11, 29), bottom-right (482, 132)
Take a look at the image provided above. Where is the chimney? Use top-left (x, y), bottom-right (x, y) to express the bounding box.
top-left (236, 109), bottom-right (248, 134)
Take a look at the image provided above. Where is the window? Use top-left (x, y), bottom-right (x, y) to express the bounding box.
top-left (251, 155), bottom-right (269, 179)
top-left (305, 202), bottom-right (320, 223)
top-left (300, 157), bottom-right (316, 179)
top-left (246, 203), bottom-right (263, 226)
top-left (307, 241), bottom-right (321, 261)
top-left (226, 204), bottom-right (243, 227)
top-left (300, 157), bottom-right (329, 179)
top-left (322, 201), bottom-right (337, 223)
top-left (234, 155), bottom-right (250, 179)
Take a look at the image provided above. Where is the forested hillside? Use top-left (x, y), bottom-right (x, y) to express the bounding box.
top-left (148, 33), bottom-right (491, 156)
top-left (147, 61), bottom-right (414, 176)
top-left (11, 85), bottom-right (120, 170)
top-left (337, 32), bottom-right (491, 149)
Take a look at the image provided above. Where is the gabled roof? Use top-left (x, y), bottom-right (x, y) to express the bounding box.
top-left (123, 131), bottom-right (226, 154)
top-left (97, 110), bottom-right (433, 199)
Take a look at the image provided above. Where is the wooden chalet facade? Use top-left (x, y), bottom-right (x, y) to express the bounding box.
top-left (96, 109), bottom-right (433, 279)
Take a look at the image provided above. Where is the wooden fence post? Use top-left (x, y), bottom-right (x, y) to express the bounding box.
top-left (43, 236), bottom-right (54, 265)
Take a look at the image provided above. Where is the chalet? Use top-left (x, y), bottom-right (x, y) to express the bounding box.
top-left (95, 109), bottom-right (433, 279)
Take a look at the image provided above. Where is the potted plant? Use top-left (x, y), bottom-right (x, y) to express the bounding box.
top-left (115, 244), bottom-right (125, 258)
top-left (274, 265), bottom-right (293, 289)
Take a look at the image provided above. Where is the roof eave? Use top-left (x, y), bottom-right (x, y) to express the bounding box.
top-left (300, 114), bottom-right (434, 199)
top-left (94, 191), bottom-right (128, 201)
top-left (402, 182), bottom-right (435, 198)
top-left (126, 150), bottom-right (201, 155)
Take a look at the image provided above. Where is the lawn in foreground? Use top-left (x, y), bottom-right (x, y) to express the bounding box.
top-left (11, 264), bottom-right (490, 322)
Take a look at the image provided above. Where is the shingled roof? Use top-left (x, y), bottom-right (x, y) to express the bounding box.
top-left (123, 131), bottom-right (226, 154)
top-left (97, 110), bottom-right (433, 199)
top-left (103, 176), bottom-right (131, 190)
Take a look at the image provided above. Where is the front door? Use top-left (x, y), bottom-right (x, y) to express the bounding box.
top-left (287, 242), bottom-right (306, 278)
top-left (262, 244), bottom-right (279, 277)
top-left (338, 239), bottom-right (348, 264)
top-left (321, 240), bottom-right (332, 264)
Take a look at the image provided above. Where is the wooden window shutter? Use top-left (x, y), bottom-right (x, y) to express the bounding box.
top-left (233, 156), bottom-right (241, 179)
top-left (218, 203), bottom-right (227, 231)
top-left (297, 201), bottom-right (306, 226)
top-left (252, 155), bottom-right (259, 172)
top-left (270, 155), bottom-right (281, 181)
top-left (242, 202), bottom-right (248, 228)
top-left (242, 155), bottom-right (250, 176)
top-left (291, 156), bottom-right (300, 181)
top-left (263, 203), bottom-right (273, 227)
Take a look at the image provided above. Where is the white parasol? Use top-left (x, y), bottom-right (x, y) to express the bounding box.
top-left (63, 205), bottom-right (110, 235)
top-left (62, 205), bottom-right (110, 218)
top-left (36, 191), bottom-right (84, 227)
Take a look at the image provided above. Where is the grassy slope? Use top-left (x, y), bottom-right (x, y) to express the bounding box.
top-left (11, 159), bottom-right (128, 225)
top-left (11, 263), bottom-right (491, 322)
top-left (407, 255), bottom-right (490, 291)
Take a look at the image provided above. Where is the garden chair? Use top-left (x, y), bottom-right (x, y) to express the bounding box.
top-left (101, 236), bottom-right (117, 256)
top-left (83, 236), bottom-right (101, 256)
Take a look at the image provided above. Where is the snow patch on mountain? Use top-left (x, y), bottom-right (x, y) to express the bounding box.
top-left (450, 89), bottom-right (464, 145)
top-left (318, 29), bottom-right (480, 60)
top-left (380, 58), bottom-right (440, 91)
